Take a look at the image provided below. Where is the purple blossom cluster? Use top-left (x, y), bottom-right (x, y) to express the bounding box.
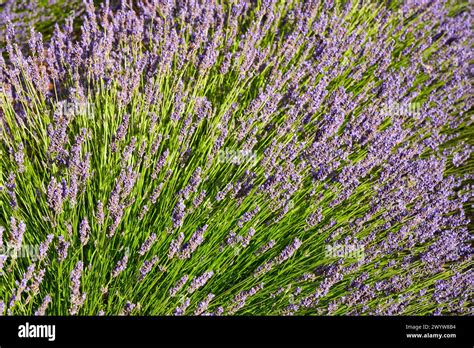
top-left (69, 261), bottom-right (86, 315)
top-left (169, 275), bottom-right (189, 297)
top-left (139, 256), bottom-right (159, 281)
top-left (0, 0), bottom-right (472, 316)
top-left (35, 294), bottom-right (51, 316)
top-left (112, 253), bottom-right (129, 278)
top-left (188, 271), bottom-right (214, 294)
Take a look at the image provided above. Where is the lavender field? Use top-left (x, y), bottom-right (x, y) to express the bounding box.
top-left (0, 0), bottom-right (472, 316)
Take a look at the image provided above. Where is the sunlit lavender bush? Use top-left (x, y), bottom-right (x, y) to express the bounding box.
top-left (0, 0), bottom-right (472, 316)
top-left (0, 0), bottom-right (83, 47)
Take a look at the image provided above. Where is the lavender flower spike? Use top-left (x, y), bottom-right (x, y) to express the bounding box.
top-left (138, 233), bottom-right (157, 256)
top-left (35, 295), bottom-right (51, 316)
top-left (188, 271), bottom-right (214, 294)
top-left (112, 253), bottom-right (129, 278)
top-left (69, 261), bottom-right (86, 315)
top-left (79, 218), bottom-right (90, 246)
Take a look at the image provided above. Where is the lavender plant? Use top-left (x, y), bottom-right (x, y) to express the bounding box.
top-left (0, 0), bottom-right (472, 316)
top-left (0, 0), bottom-right (83, 47)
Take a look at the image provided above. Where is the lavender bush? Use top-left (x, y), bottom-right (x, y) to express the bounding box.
top-left (0, 0), bottom-right (472, 316)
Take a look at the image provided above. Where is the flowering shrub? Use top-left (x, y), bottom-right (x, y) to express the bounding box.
top-left (0, 0), bottom-right (472, 316)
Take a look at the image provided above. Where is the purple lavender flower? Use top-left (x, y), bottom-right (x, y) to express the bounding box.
top-left (111, 114), bottom-right (130, 152)
top-left (69, 261), bottom-right (86, 315)
top-left (150, 183), bottom-right (164, 204)
top-left (34, 294), bottom-right (51, 316)
top-left (56, 236), bottom-right (70, 262)
top-left (120, 301), bottom-right (137, 316)
top-left (0, 0), bottom-right (472, 317)
top-left (139, 205), bottom-right (149, 220)
top-left (14, 142), bottom-right (25, 173)
top-left (188, 271), bottom-right (214, 294)
top-left (241, 228), bottom-right (256, 247)
top-left (237, 206), bottom-right (260, 228)
top-left (38, 234), bottom-right (54, 261)
top-left (151, 149), bottom-right (169, 180)
top-left (192, 190), bottom-right (206, 209)
top-left (169, 275), bottom-right (189, 297)
top-left (195, 293), bottom-right (215, 315)
top-left (170, 80), bottom-right (185, 122)
top-left (306, 208), bottom-right (323, 228)
top-left (0, 255), bottom-right (6, 273)
top-left (29, 268), bottom-right (46, 296)
top-left (121, 137), bottom-right (137, 164)
top-left (173, 298), bottom-right (190, 316)
top-left (255, 240), bottom-right (276, 256)
top-left (180, 167), bottom-right (202, 200)
top-left (253, 260), bottom-right (274, 277)
top-left (47, 177), bottom-right (64, 215)
top-left (79, 218), bottom-right (90, 246)
top-left (168, 233), bottom-right (185, 259)
top-left (171, 198), bottom-right (186, 230)
top-left (138, 233), bottom-right (157, 256)
top-left (95, 201), bottom-right (104, 225)
top-left (112, 253), bottom-right (129, 278)
top-left (10, 217), bottom-right (26, 251)
top-left (10, 265), bottom-right (36, 308)
top-left (275, 238), bottom-right (302, 264)
top-left (6, 173), bottom-right (17, 209)
top-left (139, 256), bottom-right (158, 281)
top-left (178, 225), bottom-right (207, 259)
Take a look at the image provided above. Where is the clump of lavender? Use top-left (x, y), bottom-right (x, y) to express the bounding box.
top-left (69, 261), bottom-right (86, 315)
top-left (0, 0), bottom-right (472, 316)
